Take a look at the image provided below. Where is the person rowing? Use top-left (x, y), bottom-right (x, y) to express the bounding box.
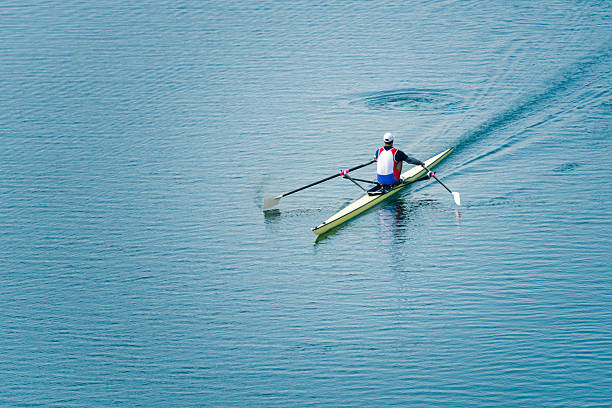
top-left (263, 133), bottom-right (460, 218)
top-left (368, 132), bottom-right (427, 195)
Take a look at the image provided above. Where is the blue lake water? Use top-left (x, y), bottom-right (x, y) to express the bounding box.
top-left (1, 1), bottom-right (611, 406)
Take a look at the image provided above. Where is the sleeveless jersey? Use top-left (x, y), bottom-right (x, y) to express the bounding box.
top-left (376, 147), bottom-right (400, 184)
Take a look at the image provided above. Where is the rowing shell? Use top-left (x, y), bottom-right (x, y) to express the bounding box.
top-left (312, 147), bottom-right (454, 235)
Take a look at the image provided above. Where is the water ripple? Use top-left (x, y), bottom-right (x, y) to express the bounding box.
top-left (349, 89), bottom-right (464, 113)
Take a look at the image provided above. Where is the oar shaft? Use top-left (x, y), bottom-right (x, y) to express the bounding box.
top-left (281, 159), bottom-right (375, 198)
top-left (422, 165), bottom-right (460, 205)
top-left (430, 173), bottom-right (453, 194)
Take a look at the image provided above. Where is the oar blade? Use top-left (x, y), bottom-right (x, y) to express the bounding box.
top-left (263, 195), bottom-right (282, 210)
top-left (452, 192), bottom-right (461, 206)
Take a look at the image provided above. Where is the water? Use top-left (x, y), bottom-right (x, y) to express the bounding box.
top-left (1, 1), bottom-right (611, 406)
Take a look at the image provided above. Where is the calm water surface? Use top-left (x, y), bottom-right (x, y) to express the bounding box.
top-left (1, 1), bottom-right (611, 406)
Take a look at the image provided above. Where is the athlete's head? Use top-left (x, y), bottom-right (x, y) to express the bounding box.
top-left (383, 132), bottom-right (394, 145)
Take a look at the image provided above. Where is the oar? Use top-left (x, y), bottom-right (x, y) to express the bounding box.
top-left (422, 165), bottom-right (461, 206)
top-left (263, 159), bottom-right (376, 210)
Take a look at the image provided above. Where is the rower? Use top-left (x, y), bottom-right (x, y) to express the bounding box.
top-left (368, 132), bottom-right (427, 195)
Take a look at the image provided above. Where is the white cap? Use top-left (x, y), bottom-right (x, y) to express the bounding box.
top-left (383, 132), bottom-right (394, 143)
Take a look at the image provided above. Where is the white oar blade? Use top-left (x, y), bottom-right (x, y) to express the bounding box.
top-left (452, 192), bottom-right (461, 206)
top-left (263, 195), bottom-right (281, 210)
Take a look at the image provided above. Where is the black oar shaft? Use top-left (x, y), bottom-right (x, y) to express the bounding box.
top-left (422, 165), bottom-right (453, 193)
top-left (281, 159), bottom-right (375, 198)
top-left (430, 174), bottom-right (453, 194)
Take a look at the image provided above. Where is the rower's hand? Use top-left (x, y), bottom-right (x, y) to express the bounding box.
top-left (420, 161), bottom-right (426, 166)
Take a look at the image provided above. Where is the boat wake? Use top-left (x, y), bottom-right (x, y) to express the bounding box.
top-left (453, 41), bottom-right (611, 159)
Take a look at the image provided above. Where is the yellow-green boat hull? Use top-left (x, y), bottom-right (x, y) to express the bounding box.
top-left (312, 147), bottom-right (454, 235)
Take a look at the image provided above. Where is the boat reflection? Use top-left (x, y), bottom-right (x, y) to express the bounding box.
top-left (314, 197), bottom-right (437, 244)
top-left (377, 198), bottom-right (437, 244)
